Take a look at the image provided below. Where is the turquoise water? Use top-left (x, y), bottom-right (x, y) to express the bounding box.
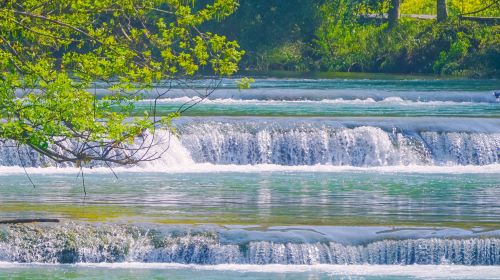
top-left (134, 100), bottom-right (500, 117)
top-left (1, 77), bottom-right (499, 278)
top-left (0, 172), bottom-right (499, 227)
top-left (129, 78), bottom-right (500, 117)
top-left (128, 77), bottom-right (500, 91)
top-left (1, 263), bottom-right (499, 279)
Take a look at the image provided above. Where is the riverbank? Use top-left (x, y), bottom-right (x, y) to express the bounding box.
top-left (237, 71), bottom-right (500, 81)
top-left (238, 20), bottom-right (499, 79)
top-left (206, 1), bottom-right (499, 79)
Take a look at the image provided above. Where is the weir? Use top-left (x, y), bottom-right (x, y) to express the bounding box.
top-left (180, 121), bottom-right (500, 166)
top-left (1, 79), bottom-right (499, 277)
top-left (0, 224), bottom-right (498, 265)
top-left (1, 119), bottom-right (499, 168)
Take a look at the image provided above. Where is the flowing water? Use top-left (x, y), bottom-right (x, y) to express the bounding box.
top-left (1, 77), bottom-right (499, 279)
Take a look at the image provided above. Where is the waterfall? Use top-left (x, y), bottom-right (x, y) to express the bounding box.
top-left (247, 239), bottom-right (500, 265)
top-left (180, 122), bottom-right (500, 166)
top-left (0, 224), bottom-right (498, 265)
top-left (0, 121), bottom-right (499, 168)
top-left (0, 130), bottom-right (193, 168)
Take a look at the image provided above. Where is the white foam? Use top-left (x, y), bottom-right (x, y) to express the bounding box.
top-left (138, 97), bottom-right (485, 106)
top-left (0, 163), bottom-right (499, 175)
top-left (1, 262), bottom-right (499, 279)
top-left (1, 125), bottom-right (499, 173)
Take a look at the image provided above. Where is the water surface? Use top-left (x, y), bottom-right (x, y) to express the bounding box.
top-left (0, 172), bottom-right (498, 228)
top-left (1, 77), bottom-right (499, 277)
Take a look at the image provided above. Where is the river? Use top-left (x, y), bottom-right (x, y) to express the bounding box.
top-left (0, 77), bottom-right (499, 279)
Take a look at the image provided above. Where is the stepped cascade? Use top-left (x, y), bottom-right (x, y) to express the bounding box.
top-left (1, 78), bottom-right (499, 279)
top-left (1, 121), bottom-right (499, 167)
top-left (0, 224), bottom-right (498, 265)
top-left (179, 121), bottom-right (500, 166)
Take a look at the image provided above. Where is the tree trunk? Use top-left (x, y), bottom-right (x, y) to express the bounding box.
top-left (437, 0), bottom-right (448, 22)
top-left (388, 0), bottom-right (401, 29)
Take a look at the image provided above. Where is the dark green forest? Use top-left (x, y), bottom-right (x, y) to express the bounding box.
top-left (203, 0), bottom-right (500, 77)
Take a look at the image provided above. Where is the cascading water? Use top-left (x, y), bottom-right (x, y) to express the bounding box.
top-left (1, 79), bottom-right (500, 278)
top-left (0, 224), bottom-right (498, 265)
top-left (179, 120), bottom-right (500, 166)
top-left (1, 120), bottom-right (499, 168)
top-left (0, 130), bottom-right (193, 168)
top-left (0, 141), bottom-right (56, 168)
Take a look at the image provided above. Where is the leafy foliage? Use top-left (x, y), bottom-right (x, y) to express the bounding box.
top-left (316, 9), bottom-right (500, 77)
top-left (0, 0), bottom-right (244, 165)
top-left (314, 0), bottom-right (500, 77)
top-left (201, 0), bottom-right (324, 71)
top-left (402, 0), bottom-right (500, 17)
top-left (199, 0), bottom-right (499, 76)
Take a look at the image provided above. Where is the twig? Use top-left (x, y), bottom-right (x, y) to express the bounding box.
top-left (17, 146), bottom-right (35, 188)
top-left (79, 166), bottom-right (86, 196)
